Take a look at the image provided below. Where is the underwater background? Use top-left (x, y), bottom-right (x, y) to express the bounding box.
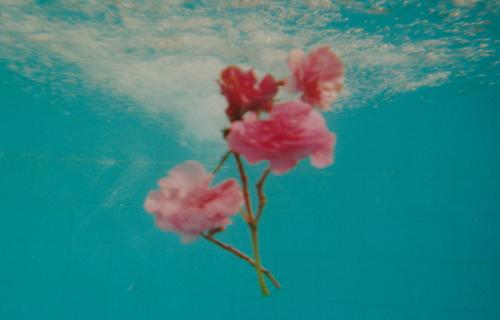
top-left (1, 0), bottom-right (499, 319)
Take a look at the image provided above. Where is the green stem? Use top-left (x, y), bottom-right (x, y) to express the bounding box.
top-left (202, 234), bottom-right (281, 289)
top-left (255, 167), bottom-right (271, 222)
top-left (233, 152), bottom-right (253, 219)
top-left (232, 152), bottom-right (273, 295)
top-left (250, 224), bottom-right (270, 296)
top-left (212, 151), bottom-right (231, 175)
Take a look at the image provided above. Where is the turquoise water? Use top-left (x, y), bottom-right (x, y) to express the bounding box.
top-left (1, 1), bottom-right (500, 319)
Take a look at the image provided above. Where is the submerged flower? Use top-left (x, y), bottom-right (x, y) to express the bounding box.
top-left (144, 161), bottom-right (243, 243)
top-left (218, 65), bottom-right (280, 122)
top-left (287, 45), bottom-right (344, 110)
top-left (227, 100), bottom-right (336, 174)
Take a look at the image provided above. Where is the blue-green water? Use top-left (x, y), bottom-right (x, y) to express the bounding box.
top-left (1, 1), bottom-right (500, 319)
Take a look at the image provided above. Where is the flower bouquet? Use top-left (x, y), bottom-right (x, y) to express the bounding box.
top-left (144, 46), bottom-right (344, 295)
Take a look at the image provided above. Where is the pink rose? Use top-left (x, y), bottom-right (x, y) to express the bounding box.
top-left (287, 45), bottom-right (344, 110)
top-left (144, 161), bottom-right (244, 243)
top-left (218, 65), bottom-right (280, 122)
top-left (227, 100), bottom-right (336, 174)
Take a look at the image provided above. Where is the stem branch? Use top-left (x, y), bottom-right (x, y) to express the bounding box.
top-left (250, 225), bottom-right (270, 295)
top-left (231, 153), bottom-right (276, 295)
top-left (212, 151), bottom-right (231, 175)
top-left (255, 167), bottom-right (271, 222)
top-left (202, 234), bottom-right (281, 289)
top-left (233, 152), bottom-right (253, 219)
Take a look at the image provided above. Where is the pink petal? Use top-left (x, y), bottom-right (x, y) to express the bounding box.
top-left (143, 161), bottom-right (244, 243)
top-left (227, 100), bottom-right (336, 174)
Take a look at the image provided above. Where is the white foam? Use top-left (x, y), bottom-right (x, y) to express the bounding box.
top-left (0, 0), bottom-right (496, 144)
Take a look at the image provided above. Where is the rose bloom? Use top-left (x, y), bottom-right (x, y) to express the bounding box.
top-left (287, 45), bottom-right (344, 110)
top-left (144, 161), bottom-right (243, 243)
top-left (218, 65), bottom-right (280, 121)
top-left (227, 100), bottom-right (336, 174)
